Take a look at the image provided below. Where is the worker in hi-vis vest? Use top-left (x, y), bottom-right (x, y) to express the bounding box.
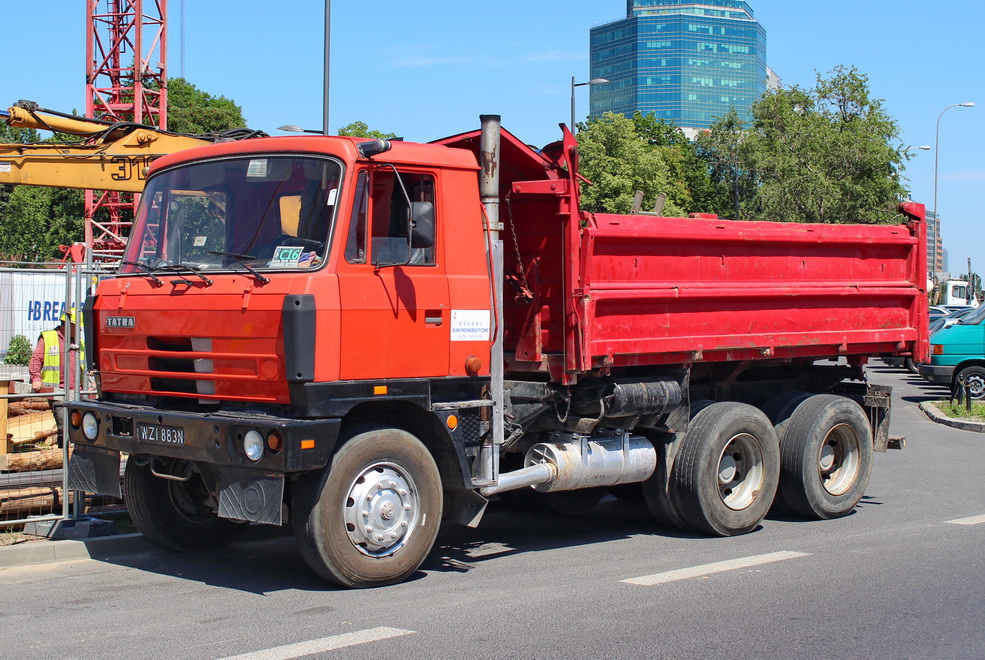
top-left (28, 308), bottom-right (83, 443)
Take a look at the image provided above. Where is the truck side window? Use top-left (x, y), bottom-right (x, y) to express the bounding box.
top-left (346, 169), bottom-right (435, 266)
top-left (345, 171), bottom-right (369, 264)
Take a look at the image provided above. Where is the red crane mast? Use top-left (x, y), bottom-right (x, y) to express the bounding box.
top-left (84, 0), bottom-right (168, 263)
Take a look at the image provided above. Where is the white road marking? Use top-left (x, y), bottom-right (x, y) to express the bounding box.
top-left (622, 551), bottom-right (812, 586)
top-left (945, 514), bottom-right (985, 526)
top-left (218, 627), bottom-right (416, 660)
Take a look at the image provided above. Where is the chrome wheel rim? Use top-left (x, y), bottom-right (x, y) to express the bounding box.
top-left (343, 462), bottom-right (419, 557)
top-left (818, 423), bottom-right (860, 496)
top-left (717, 432), bottom-right (765, 511)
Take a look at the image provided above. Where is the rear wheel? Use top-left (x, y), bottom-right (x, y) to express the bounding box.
top-left (124, 459), bottom-right (245, 551)
top-left (293, 426), bottom-right (442, 588)
top-left (643, 402), bottom-right (713, 531)
top-left (777, 395), bottom-right (873, 519)
top-left (762, 390), bottom-right (812, 514)
top-left (671, 402), bottom-right (780, 536)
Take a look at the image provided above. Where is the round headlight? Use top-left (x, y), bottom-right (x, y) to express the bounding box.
top-left (82, 412), bottom-right (99, 440)
top-left (243, 429), bottom-right (264, 462)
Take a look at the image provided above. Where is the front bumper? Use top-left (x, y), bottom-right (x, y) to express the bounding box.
top-left (65, 400), bottom-right (340, 525)
top-left (917, 363), bottom-right (954, 387)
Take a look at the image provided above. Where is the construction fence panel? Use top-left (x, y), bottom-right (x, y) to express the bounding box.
top-left (0, 262), bottom-right (108, 528)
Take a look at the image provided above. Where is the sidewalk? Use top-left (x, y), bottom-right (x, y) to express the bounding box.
top-left (919, 401), bottom-right (985, 433)
top-left (0, 532), bottom-right (155, 569)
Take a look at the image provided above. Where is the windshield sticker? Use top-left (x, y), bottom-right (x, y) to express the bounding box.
top-left (269, 245), bottom-right (323, 269)
top-left (327, 188), bottom-right (338, 205)
top-left (246, 159), bottom-right (268, 178)
top-left (193, 236), bottom-right (207, 247)
top-left (450, 310), bottom-right (491, 342)
top-left (270, 245), bottom-right (304, 267)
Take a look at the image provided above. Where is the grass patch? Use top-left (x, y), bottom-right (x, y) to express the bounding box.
top-left (935, 400), bottom-right (985, 420)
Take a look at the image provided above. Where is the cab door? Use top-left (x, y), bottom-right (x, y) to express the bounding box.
top-left (336, 167), bottom-right (450, 380)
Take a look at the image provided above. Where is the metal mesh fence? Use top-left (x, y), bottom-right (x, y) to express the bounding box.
top-left (0, 262), bottom-right (110, 529)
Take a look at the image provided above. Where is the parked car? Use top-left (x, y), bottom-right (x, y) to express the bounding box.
top-left (929, 304), bottom-right (972, 324)
top-left (930, 307), bottom-right (976, 334)
top-left (883, 308), bottom-right (975, 374)
top-left (918, 304), bottom-right (985, 400)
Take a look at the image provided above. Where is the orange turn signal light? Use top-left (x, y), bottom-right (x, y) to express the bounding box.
top-left (267, 431), bottom-right (283, 452)
top-left (69, 410), bottom-right (83, 428)
top-left (446, 414), bottom-right (459, 430)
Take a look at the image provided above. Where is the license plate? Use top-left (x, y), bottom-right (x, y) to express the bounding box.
top-left (137, 422), bottom-right (185, 446)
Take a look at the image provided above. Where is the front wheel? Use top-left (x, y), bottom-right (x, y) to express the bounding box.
top-left (124, 459), bottom-right (245, 551)
top-left (954, 366), bottom-right (985, 401)
top-left (293, 426), bottom-right (442, 588)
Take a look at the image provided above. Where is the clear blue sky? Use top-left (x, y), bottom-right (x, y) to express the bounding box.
top-left (3, 1), bottom-right (982, 276)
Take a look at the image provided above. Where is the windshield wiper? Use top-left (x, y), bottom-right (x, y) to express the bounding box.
top-left (152, 263), bottom-right (214, 286)
top-left (205, 250), bottom-right (270, 285)
top-left (119, 260), bottom-right (164, 287)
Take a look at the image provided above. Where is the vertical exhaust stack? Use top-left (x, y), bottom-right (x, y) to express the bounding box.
top-left (479, 115), bottom-right (504, 487)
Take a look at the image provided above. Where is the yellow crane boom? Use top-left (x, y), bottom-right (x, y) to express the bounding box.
top-left (0, 101), bottom-right (258, 192)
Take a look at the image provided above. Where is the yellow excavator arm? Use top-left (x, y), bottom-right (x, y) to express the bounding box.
top-left (0, 102), bottom-right (253, 192)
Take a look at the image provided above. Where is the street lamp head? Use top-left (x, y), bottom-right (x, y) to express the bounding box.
top-left (277, 124), bottom-right (324, 135)
top-left (587, 78), bottom-right (610, 86)
top-left (915, 145), bottom-right (931, 150)
top-left (959, 102), bottom-right (976, 107)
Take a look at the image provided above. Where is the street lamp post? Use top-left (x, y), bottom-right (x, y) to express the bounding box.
top-left (323, 0), bottom-right (331, 136)
top-left (932, 102), bottom-right (975, 280)
top-left (570, 77), bottom-right (609, 132)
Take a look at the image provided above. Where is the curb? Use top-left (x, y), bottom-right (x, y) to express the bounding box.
top-left (919, 402), bottom-right (985, 433)
top-left (0, 533), bottom-right (155, 569)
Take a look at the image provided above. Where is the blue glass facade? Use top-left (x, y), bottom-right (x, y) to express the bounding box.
top-left (590, 1), bottom-right (767, 130)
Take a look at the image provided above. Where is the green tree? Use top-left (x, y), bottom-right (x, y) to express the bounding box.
top-left (576, 112), bottom-right (685, 216)
top-left (695, 108), bottom-right (757, 219)
top-left (744, 66), bottom-right (909, 224)
top-left (337, 121), bottom-right (397, 140)
top-left (632, 112), bottom-right (721, 215)
top-left (166, 77), bottom-right (247, 134)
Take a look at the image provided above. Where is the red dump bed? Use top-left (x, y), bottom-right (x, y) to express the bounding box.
top-left (438, 126), bottom-right (929, 384)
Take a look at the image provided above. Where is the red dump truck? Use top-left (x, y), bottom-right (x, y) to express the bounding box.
top-left (65, 116), bottom-right (928, 588)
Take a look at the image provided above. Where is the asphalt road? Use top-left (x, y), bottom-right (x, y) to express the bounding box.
top-left (0, 365), bottom-right (982, 659)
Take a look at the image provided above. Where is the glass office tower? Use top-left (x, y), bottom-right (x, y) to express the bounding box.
top-left (590, 0), bottom-right (767, 131)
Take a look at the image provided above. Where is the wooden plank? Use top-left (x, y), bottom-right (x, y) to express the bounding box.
top-left (6, 411), bottom-right (56, 444)
top-left (0, 382), bottom-right (9, 454)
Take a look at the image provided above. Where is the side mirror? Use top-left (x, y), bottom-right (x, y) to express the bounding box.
top-left (410, 201), bottom-right (435, 249)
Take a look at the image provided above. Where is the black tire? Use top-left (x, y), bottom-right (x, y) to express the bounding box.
top-left (123, 459), bottom-right (245, 551)
top-left (642, 402), bottom-right (714, 531)
top-left (671, 402), bottom-right (780, 536)
top-left (954, 366), bottom-right (985, 401)
top-left (905, 358), bottom-right (919, 374)
top-left (777, 394), bottom-right (873, 520)
top-left (293, 426), bottom-right (442, 588)
top-left (762, 390), bottom-right (812, 514)
top-left (642, 449), bottom-right (689, 530)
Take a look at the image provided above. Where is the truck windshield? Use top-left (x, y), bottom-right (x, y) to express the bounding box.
top-left (120, 155), bottom-right (343, 274)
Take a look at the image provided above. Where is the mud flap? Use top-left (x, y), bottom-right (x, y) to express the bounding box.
top-left (67, 444), bottom-right (122, 498)
top-left (217, 468), bottom-right (284, 525)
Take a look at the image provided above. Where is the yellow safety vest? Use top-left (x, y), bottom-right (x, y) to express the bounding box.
top-left (40, 329), bottom-right (61, 386)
